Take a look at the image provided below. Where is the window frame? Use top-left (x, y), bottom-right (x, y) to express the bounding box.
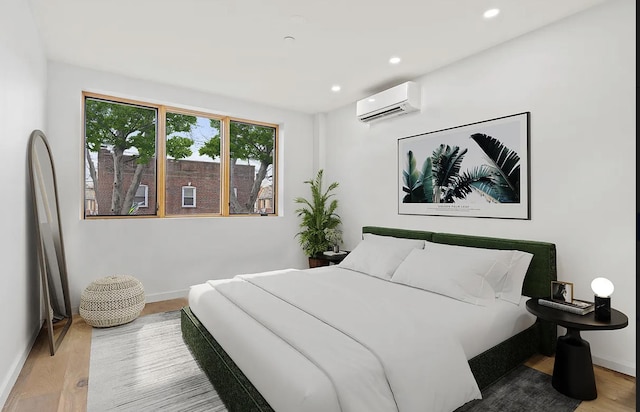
top-left (134, 184), bottom-right (149, 208)
top-left (181, 186), bottom-right (197, 208)
top-left (82, 92), bottom-right (278, 219)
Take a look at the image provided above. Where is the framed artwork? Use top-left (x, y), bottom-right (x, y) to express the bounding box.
top-left (551, 281), bottom-right (574, 303)
top-left (398, 112), bottom-right (530, 219)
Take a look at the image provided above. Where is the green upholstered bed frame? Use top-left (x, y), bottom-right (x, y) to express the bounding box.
top-left (181, 226), bottom-right (557, 411)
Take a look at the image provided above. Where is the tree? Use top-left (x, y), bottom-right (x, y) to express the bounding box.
top-left (85, 100), bottom-right (196, 214)
top-left (199, 120), bottom-right (274, 213)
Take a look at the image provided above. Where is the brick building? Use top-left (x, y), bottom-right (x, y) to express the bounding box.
top-left (93, 149), bottom-right (261, 215)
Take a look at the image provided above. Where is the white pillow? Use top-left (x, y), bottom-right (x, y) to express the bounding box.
top-left (338, 235), bottom-right (425, 279)
top-left (424, 242), bottom-right (512, 296)
top-left (424, 241), bottom-right (533, 305)
top-left (499, 250), bottom-right (534, 305)
top-left (391, 248), bottom-right (496, 306)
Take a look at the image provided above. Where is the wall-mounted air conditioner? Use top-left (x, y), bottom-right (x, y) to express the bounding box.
top-left (356, 81), bottom-right (421, 123)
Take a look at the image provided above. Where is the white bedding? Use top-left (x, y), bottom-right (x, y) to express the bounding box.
top-left (189, 266), bottom-right (536, 412)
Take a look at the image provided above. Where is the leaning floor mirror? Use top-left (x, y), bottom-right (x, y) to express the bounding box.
top-left (28, 129), bottom-right (72, 355)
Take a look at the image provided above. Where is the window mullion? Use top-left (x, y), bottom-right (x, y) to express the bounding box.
top-left (157, 106), bottom-right (167, 217)
top-left (221, 117), bottom-right (231, 216)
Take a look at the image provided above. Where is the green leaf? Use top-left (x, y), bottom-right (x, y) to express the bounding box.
top-left (420, 157), bottom-right (434, 203)
top-left (446, 165), bottom-right (494, 202)
top-left (402, 151), bottom-right (427, 203)
top-left (470, 133), bottom-right (520, 202)
top-left (166, 136), bottom-right (194, 159)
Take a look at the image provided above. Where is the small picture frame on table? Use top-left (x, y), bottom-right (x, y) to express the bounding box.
top-left (551, 281), bottom-right (573, 303)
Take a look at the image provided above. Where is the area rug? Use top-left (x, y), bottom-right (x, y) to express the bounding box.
top-left (89, 310), bottom-right (580, 412)
top-left (456, 364), bottom-right (582, 412)
top-left (87, 310), bottom-right (225, 412)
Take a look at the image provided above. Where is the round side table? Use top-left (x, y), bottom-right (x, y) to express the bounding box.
top-left (525, 298), bottom-right (628, 400)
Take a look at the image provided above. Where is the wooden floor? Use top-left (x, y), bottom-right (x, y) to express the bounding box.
top-left (3, 298), bottom-right (636, 412)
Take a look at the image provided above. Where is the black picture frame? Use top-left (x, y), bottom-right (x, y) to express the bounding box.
top-left (398, 112), bottom-right (530, 219)
top-left (551, 281), bottom-right (574, 303)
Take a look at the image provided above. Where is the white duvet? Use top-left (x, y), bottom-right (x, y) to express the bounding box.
top-left (208, 268), bottom-right (482, 412)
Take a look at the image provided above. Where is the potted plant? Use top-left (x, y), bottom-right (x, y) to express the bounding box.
top-left (294, 169), bottom-right (341, 267)
top-left (324, 228), bottom-right (343, 253)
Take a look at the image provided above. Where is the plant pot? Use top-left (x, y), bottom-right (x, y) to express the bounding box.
top-left (308, 257), bottom-right (329, 268)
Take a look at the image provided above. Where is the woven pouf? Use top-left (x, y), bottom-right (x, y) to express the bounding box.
top-left (80, 275), bottom-right (145, 327)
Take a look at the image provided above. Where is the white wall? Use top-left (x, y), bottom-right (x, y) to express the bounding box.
top-left (46, 63), bottom-right (315, 310)
top-left (0, 0), bottom-right (48, 406)
top-left (324, 0), bottom-right (635, 376)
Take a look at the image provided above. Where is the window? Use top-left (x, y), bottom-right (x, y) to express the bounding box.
top-left (165, 111), bottom-right (220, 215)
top-left (83, 92), bottom-right (278, 218)
top-left (182, 186), bottom-right (196, 208)
top-left (84, 97), bottom-right (157, 217)
top-left (134, 184), bottom-right (149, 208)
top-left (228, 120), bottom-right (276, 215)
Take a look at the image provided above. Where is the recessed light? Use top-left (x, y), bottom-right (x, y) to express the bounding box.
top-left (331, 85), bottom-right (341, 92)
top-left (389, 56), bottom-right (401, 65)
top-left (283, 36), bottom-right (295, 43)
top-left (483, 8), bottom-right (500, 19)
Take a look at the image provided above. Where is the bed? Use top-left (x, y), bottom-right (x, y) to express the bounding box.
top-left (181, 226), bottom-right (557, 411)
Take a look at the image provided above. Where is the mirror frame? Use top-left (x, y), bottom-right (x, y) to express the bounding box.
top-left (28, 129), bottom-right (72, 355)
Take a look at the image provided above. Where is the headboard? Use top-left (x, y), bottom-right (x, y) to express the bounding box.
top-left (362, 226), bottom-right (556, 299)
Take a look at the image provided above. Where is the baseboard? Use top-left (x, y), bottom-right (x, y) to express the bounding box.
top-left (0, 319), bottom-right (42, 408)
top-left (145, 289), bottom-right (189, 303)
top-left (592, 355), bottom-right (636, 377)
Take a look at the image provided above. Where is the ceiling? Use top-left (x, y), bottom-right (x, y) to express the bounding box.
top-left (28, 0), bottom-right (608, 114)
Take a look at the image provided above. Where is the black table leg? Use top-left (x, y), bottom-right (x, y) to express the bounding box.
top-left (552, 328), bottom-right (597, 400)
